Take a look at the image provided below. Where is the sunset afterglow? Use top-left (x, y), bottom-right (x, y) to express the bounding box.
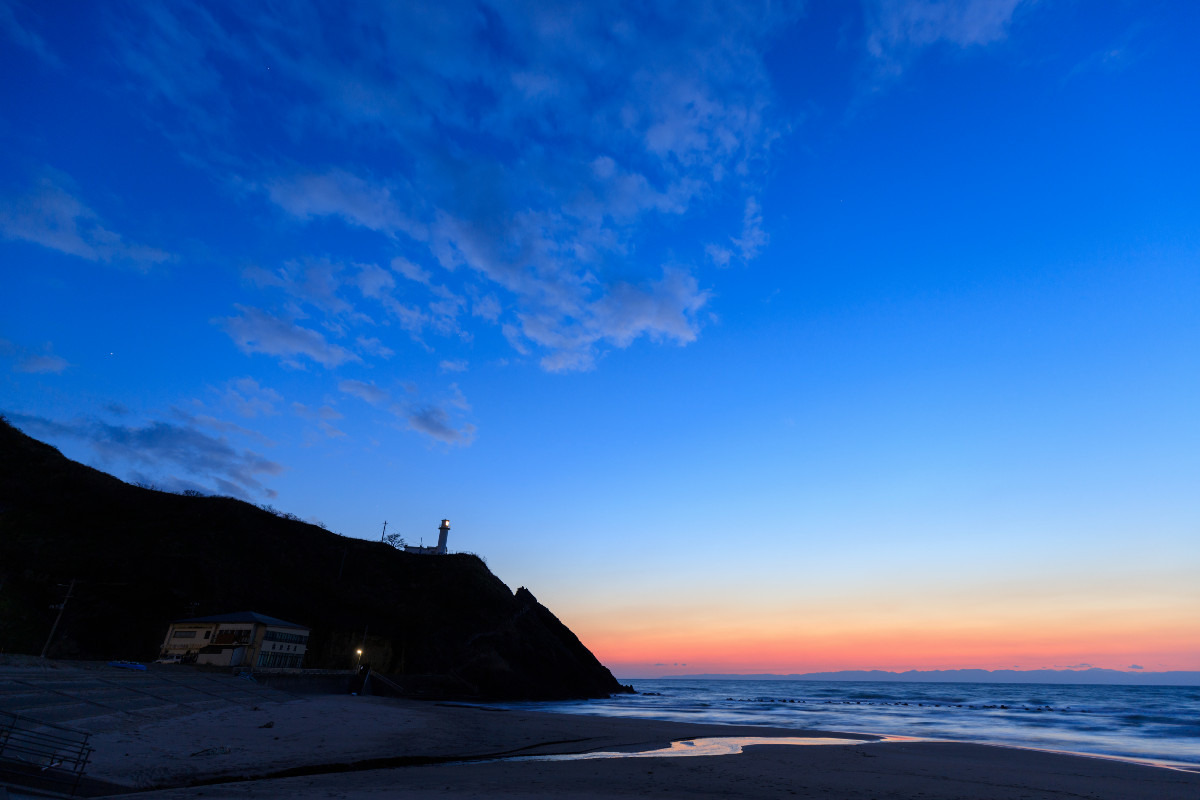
top-left (3, 1), bottom-right (1198, 679)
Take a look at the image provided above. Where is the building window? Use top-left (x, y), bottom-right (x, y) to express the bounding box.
top-left (172, 630), bottom-right (197, 639)
top-left (214, 628), bottom-right (252, 645)
top-left (256, 652), bottom-right (304, 669)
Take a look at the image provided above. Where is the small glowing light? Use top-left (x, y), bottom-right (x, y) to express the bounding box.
top-left (356, 649), bottom-right (363, 655)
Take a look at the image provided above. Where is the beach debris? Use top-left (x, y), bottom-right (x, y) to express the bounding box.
top-left (190, 746), bottom-right (232, 757)
top-left (259, 721), bottom-right (275, 728)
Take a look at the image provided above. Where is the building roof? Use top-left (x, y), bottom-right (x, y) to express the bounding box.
top-left (173, 611), bottom-right (308, 630)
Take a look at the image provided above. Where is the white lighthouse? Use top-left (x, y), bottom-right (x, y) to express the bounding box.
top-left (404, 519), bottom-right (451, 555)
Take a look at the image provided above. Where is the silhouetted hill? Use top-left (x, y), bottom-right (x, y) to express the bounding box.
top-left (0, 417), bottom-right (626, 699)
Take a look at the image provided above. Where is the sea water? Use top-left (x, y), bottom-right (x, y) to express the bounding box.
top-left (493, 679), bottom-right (1200, 769)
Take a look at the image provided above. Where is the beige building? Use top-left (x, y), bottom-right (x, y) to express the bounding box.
top-left (159, 611), bottom-right (310, 669)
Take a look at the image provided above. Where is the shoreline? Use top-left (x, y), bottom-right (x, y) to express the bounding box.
top-left (3, 663), bottom-right (1197, 798)
top-left (493, 702), bottom-right (1200, 775)
top-left (81, 695), bottom-right (1200, 799)
top-left (538, 675), bottom-right (1200, 771)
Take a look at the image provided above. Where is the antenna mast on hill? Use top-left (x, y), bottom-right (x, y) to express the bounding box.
top-left (380, 521), bottom-right (387, 541)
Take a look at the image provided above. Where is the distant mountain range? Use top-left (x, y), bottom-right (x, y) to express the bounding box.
top-left (654, 668), bottom-right (1199, 685)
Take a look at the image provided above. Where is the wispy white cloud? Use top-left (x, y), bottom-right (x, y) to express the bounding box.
top-left (0, 173), bottom-right (170, 268)
top-left (292, 401), bottom-right (346, 438)
top-left (219, 377), bottom-right (282, 417)
top-left (732, 197), bottom-right (768, 261)
top-left (107, 2), bottom-right (247, 141)
top-left (472, 295), bottom-right (502, 322)
top-left (216, 305), bottom-right (359, 368)
top-left (7, 410), bottom-right (284, 499)
top-left (708, 196), bottom-right (768, 266)
top-left (438, 359), bottom-right (468, 373)
top-left (405, 404), bottom-right (476, 446)
top-left (356, 336), bottom-right (394, 358)
top-left (3, 339), bottom-right (71, 374)
top-left (339, 377), bottom-right (477, 445)
top-left (1065, 33), bottom-right (1140, 83)
top-left (15, 353), bottom-right (70, 374)
top-left (338, 378), bottom-right (390, 406)
top-left (0, 0), bottom-right (61, 67)
top-left (106, 1), bottom-right (794, 371)
top-left (266, 169), bottom-right (425, 240)
top-left (706, 243), bottom-right (733, 268)
top-left (509, 266), bottom-right (709, 372)
top-left (292, 402), bottom-right (343, 421)
top-left (866, 0), bottom-right (1027, 69)
top-left (354, 263), bottom-right (396, 299)
top-left (244, 258), bottom-right (379, 323)
top-left (391, 257), bottom-right (433, 286)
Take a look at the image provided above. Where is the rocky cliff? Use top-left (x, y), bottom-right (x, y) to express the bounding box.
top-left (0, 417), bottom-right (627, 700)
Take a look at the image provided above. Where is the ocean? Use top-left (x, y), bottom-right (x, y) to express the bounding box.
top-left (494, 679), bottom-right (1200, 769)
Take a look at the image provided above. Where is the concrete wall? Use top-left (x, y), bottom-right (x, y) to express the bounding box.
top-left (248, 670), bottom-right (354, 694)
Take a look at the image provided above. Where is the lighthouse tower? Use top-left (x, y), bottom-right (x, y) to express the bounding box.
top-left (435, 519), bottom-right (450, 555)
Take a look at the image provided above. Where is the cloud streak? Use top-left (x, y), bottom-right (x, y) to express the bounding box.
top-left (338, 378), bottom-right (390, 406)
top-left (3, 339), bottom-right (70, 374)
top-left (0, 173), bottom-right (170, 268)
top-left (337, 378), bottom-right (476, 445)
top-left (105, 1), bottom-right (795, 371)
top-left (7, 411), bottom-right (284, 499)
top-left (406, 405), bottom-right (476, 446)
top-left (866, 0), bottom-right (1027, 69)
top-left (0, 1), bottom-right (62, 67)
top-left (216, 306), bottom-right (360, 369)
top-left (219, 377), bottom-right (282, 418)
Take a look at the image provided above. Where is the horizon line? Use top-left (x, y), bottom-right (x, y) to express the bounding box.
top-left (617, 667), bottom-right (1200, 683)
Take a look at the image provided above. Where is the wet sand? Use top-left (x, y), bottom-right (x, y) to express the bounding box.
top-left (83, 694), bottom-right (1200, 799)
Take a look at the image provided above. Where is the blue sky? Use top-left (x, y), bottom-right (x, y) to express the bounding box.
top-left (2, 0), bottom-right (1197, 675)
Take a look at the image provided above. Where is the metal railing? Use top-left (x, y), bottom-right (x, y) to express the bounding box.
top-left (0, 709), bottom-right (93, 795)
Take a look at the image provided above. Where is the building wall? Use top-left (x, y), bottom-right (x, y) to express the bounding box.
top-left (198, 622), bottom-right (259, 666)
top-left (161, 617), bottom-right (310, 668)
top-left (159, 623), bottom-right (218, 661)
top-left (255, 626), bottom-right (309, 669)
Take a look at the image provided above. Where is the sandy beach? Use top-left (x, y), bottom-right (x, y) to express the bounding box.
top-left (3, 662), bottom-right (1197, 798)
top-left (76, 693), bottom-right (1200, 799)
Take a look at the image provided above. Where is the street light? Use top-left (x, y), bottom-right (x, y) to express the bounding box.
top-left (356, 648), bottom-right (363, 667)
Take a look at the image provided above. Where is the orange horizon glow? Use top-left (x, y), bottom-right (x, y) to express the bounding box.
top-left (579, 616), bottom-right (1200, 676)
top-left (551, 572), bottom-right (1200, 677)
top-left (602, 653), bottom-right (1200, 677)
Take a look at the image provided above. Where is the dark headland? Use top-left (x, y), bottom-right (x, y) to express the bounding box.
top-left (5, 416), bottom-right (1199, 800)
top-left (0, 416), bottom-right (627, 700)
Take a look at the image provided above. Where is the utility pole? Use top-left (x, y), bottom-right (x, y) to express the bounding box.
top-left (40, 579), bottom-right (75, 659)
top-left (380, 520), bottom-right (388, 541)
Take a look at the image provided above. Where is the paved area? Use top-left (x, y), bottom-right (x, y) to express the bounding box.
top-left (0, 660), bottom-right (293, 733)
top-left (1, 659), bottom-right (305, 797)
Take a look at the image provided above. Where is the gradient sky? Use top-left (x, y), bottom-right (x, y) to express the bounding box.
top-left (2, 0), bottom-right (1197, 678)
